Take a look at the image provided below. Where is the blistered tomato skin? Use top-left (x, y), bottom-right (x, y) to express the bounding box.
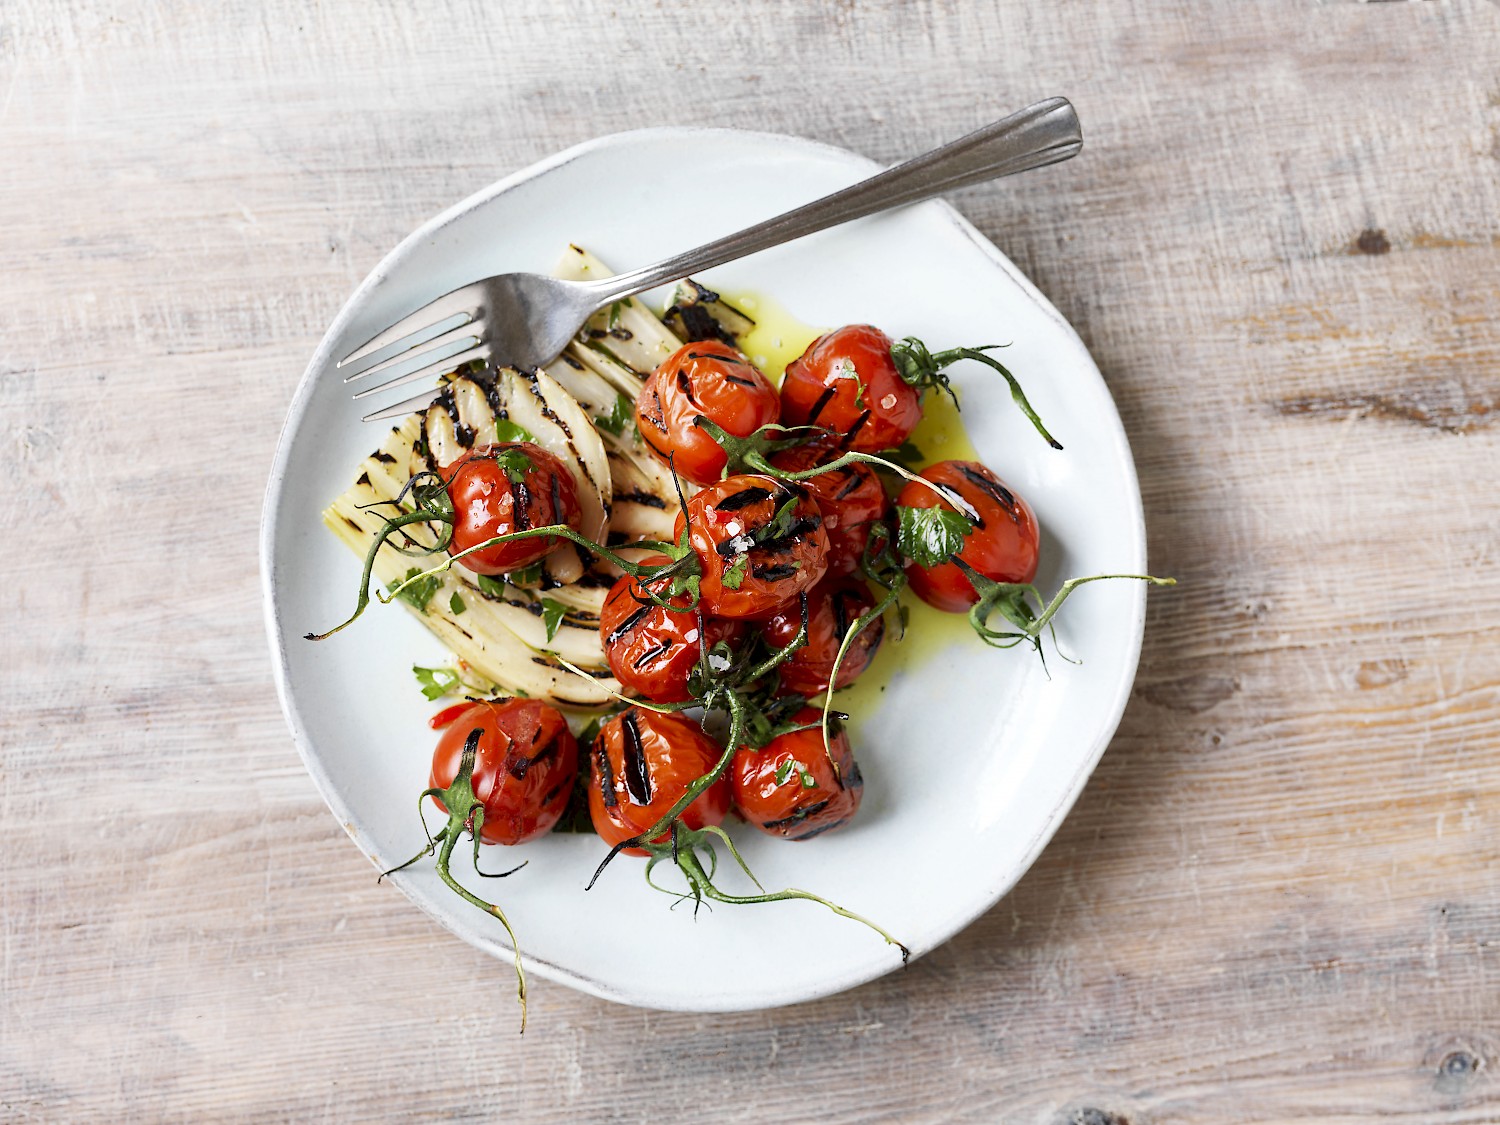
top-left (779, 325), bottom-right (922, 453)
top-left (588, 709), bottom-right (732, 855)
top-left (429, 699), bottom-right (579, 845)
top-left (769, 441), bottom-right (891, 577)
top-left (674, 474), bottom-right (830, 619)
top-left (443, 442), bottom-right (584, 575)
top-left (636, 340), bottom-right (781, 484)
top-left (898, 460), bottom-right (1040, 613)
top-left (763, 578), bottom-right (885, 696)
top-left (732, 708), bottom-right (863, 840)
top-left (599, 556), bottom-right (747, 703)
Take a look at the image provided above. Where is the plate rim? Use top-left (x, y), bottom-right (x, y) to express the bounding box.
top-left (259, 124), bottom-right (1147, 1011)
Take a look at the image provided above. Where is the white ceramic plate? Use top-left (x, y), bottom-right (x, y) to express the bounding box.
top-left (261, 127), bottom-right (1146, 1012)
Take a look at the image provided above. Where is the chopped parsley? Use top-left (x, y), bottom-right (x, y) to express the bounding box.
top-left (540, 598), bottom-right (568, 643)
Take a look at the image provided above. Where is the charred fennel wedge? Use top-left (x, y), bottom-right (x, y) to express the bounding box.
top-left (324, 418), bottom-right (621, 709)
top-left (321, 246), bottom-right (751, 710)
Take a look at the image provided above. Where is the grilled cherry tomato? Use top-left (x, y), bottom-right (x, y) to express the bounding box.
top-left (599, 556), bottom-right (746, 703)
top-left (897, 460), bottom-right (1040, 613)
top-left (779, 325), bottom-right (920, 452)
top-left (732, 708), bottom-right (863, 840)
top-left (636, 340), bottom-right (780, 484)
top-left (429, 699), bottom-right (579, 845)
top-left (444, 442), bottom-right (583, 575)
top-left (769, 440), bottom-right (890, 576)
top-left (674, 474), bottom-right (829, 618)
top-left (588, 708), bottom-right (732, 855)
top-left (762, 578), bottom-right (885, 696)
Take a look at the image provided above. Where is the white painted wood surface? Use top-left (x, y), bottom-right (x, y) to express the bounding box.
top-left (3, 2), bottom-right (1499, 1121)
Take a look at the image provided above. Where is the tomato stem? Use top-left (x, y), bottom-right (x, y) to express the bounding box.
top-left (305, 510), bottom-right (451, 640)
top-left (379, 729), bottom-right (529, 1033)
top-left (818, 579), bottom-right (905, 776)
top-left (642, 823), bottom-right (911, 963)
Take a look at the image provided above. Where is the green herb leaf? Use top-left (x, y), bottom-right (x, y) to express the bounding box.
top-left (774, 759), bottom-right (818, 789)
top-left (493, 419), bottom-right (535, 444)
top-left (828, 358), bottom-right (866, 407)
top-left (413, 665), bottom-right (460, 701)
top-left (476, 573), bottom-right (508, 598)
top-left (721, 555), bottom-right (748, 590)
top-left (449, 591), bottom-right (466, 615)
top-left (507, 562), bottom-right (542, 587)
top-left (390, 567), bottom-right (440, 611)
top-left (593, 393), bottom-right (633, 437)
top-left (607, 299), bottom-right (628, 329)
top-left (490, 446), bottom-right (534, 482)
top-left (896, 504), bottom-right (974, 569)
top-left (540, 598), bottom-right (567, 643)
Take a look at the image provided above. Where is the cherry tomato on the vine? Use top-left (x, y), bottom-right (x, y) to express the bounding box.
top-left (599, 556), bottom-right (746, 703)
top-left (429, 699), bottom-right (579, 845)
top-left (732, 708), bottom-right (862, 840)
top-left (588, 708), bottom-right (732, 855)
top-left (897, 460), bottom-right (1040, 613)
top-left (779, 325), bottom-right (920, 453)
top-left (762, 578), bottom-right (885, 696)
top-left (636, 340), bottom-right (780, 484)
top-left (674, 474), bottom-right (830, 619)
top-left (768, 440), bottom-right (891, 577)
top-left (443, 442), bottom-right (583, 575)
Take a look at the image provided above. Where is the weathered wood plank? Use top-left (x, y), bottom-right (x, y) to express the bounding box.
top-left (3, 1), bottom-right (1499, 1122)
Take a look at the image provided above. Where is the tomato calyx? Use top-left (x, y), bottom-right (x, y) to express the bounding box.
top-left (889, 336), bottom-right (1063, 451)
top-left (380, 727), bottom-right (530, 1032)
top-left (636, 820), bottom-right (910, 963)
top-left (690, 416), bottom-right (827, 478)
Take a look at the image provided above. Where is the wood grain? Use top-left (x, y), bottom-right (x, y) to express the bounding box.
top-left (3, 1), bottom-right (1499, 1121)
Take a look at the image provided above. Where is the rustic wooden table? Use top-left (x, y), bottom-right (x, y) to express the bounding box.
top-left (5, 2), bottom-right (1498, 1121)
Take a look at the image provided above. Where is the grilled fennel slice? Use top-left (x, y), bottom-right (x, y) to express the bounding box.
top-left (322, 246), bottom-right (722, 710)
top-left (325, 418), bottom-right (621, 709)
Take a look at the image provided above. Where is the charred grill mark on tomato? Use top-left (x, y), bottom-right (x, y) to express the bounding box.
top-left (620, 711), bottom-right (652, 805)
top-left (631, 639), bottom-right (672, 670)
top-left (594, 742), bottom-right (618, 808)
top-left (805, 385), bottom-right (836, 426)
top-left (715, 485), bottom-right (774, 512)
top-left (605, 603), bottom-right (652, 646)
top-left (840, 409), bottom-right (872, 449)
top-left (507, 737), bottom-right (558, 781)
top-left (752, 562), bottom-right (800, 581)
top-left (833, 471), bottom-right (863, 500)
top-left (754, 513), bottom-right (823, 554)
top-left (639, 388), bottom-right (668, 435)
top-left (760, 799), bottom-right (831, 834)
top-left (723, 372), bottom-right (760, 388)
top-left (955, 464), bottom-right (1018, 520)
top-left (831, 588), bottom-right (853, 641)
top-left (512, 480), bottom-right (533, 532)
top-left (675, 368), bottom-right (698, 405)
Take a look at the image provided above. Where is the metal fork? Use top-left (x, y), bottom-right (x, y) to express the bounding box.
top-left (341, 97), bottom-right (1082, 421)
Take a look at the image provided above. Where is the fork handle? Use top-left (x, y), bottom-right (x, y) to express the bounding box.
top-left (584, 97), bottom-right (1081, 304)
